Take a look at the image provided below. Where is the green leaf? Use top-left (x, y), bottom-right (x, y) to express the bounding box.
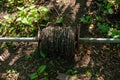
top-left (97, 23), bottom-right (110, 33)
top-left (40, 24), bottom-right (46, 27)
top-left (113, 35), bottom-right (120, 38)
top-left (44, 16), bottom-right (49, 21)
top-left (4, 14), bottom-right (12, 23)
top-left (38, 6), bottom-right (50, 19)
top-left (80, 16), bottom-right (92, 24)
top-left (66, 69), bottom-right (73, 75)
top-left (29, 9), bottom-right (37, 17)
top-left (4, 14), bottom-right (10, 20)
top-left (107, 3), bottom-right (113, 9)
top-left (10, 27), bottom-right (14, 31)
top-left (24, 55), bottom-right (32, 60)
top-left (48, 60), bottom-right (55, 66)
top-left (43, 77), bottom-right (49, 80)
top-left (40, 51), bottom-right (46, 58)
top-left (30, 73), bottom-right (38, 80)
top-left (56, 16), bottom-right (63, 24)
top-left (115, 0), bottom-right (120, 4)
top-left (108, 8), bottom-right (114, 14)
top-left (80, 17), bottom-right (86, 23)
top-left (22, 18), bottom-right (31, 25)
top-left (16, 17), bottom-right (22, 21)
top-left (107, 28), bottom-right (120, 38)
top-left (8, 0), bottom-right (14, 4)
top-left (38, 65), bottom-right (46, 73)
top-left (86, 70), bottom-right (92, 76)
top-left (96, 16), bottom-right (103, 22)
top-left (29, 5), bottom-right (35, 9)
top-left (17, 7), bottom-right (24, 10)
top-left (4, 25), bottom-right (8, 30)
top-left (38, 6), bottom-right (50, 13)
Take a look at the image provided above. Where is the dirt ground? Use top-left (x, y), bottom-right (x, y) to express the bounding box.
top-left (0, 0), bottom-right (120, 80)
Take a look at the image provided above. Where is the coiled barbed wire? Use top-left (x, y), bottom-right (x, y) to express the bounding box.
top-left (40, 26), bottom-right (75, 58)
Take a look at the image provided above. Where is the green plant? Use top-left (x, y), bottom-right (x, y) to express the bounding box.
top-left (38, 65), bottom-right (46, 74)
top-left (108, 28), bottom-right (120, 38)
top-left (115, 0), bottom-right (120, 4)
top-left (80, 16), bottom-right (93, 24)
top-left (97, 0), bottom-right (114, 15)
top-left (107, 0), bottom-right (120, 4)
top-left (0, 5), bottom-right (50, 37)
top-left (0, 0), bottom-right (6, 6)
top-left (97, 22), bottom-right (120, 38)
top-left (8, 0), bottom-right (34, 6)
top-left (97, 23), bottom-right (110, 33)
top-left (55, 16), bottom-right (63, 24)
top-left (86, 70), bottom-right (92, 76)
top-left (79, 0), bottom-right (120, 38)
top-left (107, 3), bottom-right (114, 14)
top-left (24, 55), bottom-right (32, 60)
top-left (66, 66), bottom-right (77, 75)
top-left (30, 65), bottom-right (47, 80)
top-left (15, 5), bottom-right (50, 30)
top-left (30, 72), bottom-right (38, 80)
top-left (42, 77), bottom-right (49, 80)
top-left (40, 51), bottom-right (47, 59)
top-left (16, 5), bottom-right (50, 25)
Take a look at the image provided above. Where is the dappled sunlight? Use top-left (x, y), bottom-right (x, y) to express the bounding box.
top-left (0, 42), bottom-right (38, 79)
top-left (0, 0), bottom-right (120, 79)
top-left (8, 42), bottom-right (37, 66)
top-left (0, 42), bottom-right (37, 66)
top-left (8, 48), bottom-right (22, 66)
top-left (0, 50), bottom-right (10, 62)
top-left (0, 69), bottom-right (19, 79)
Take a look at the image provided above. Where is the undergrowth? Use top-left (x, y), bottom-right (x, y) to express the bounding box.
top-left (80, 0), bottom-right (120, 38)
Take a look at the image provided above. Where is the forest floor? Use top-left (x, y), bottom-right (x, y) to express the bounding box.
top-left (0, 0), bottom-right (120, 80)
